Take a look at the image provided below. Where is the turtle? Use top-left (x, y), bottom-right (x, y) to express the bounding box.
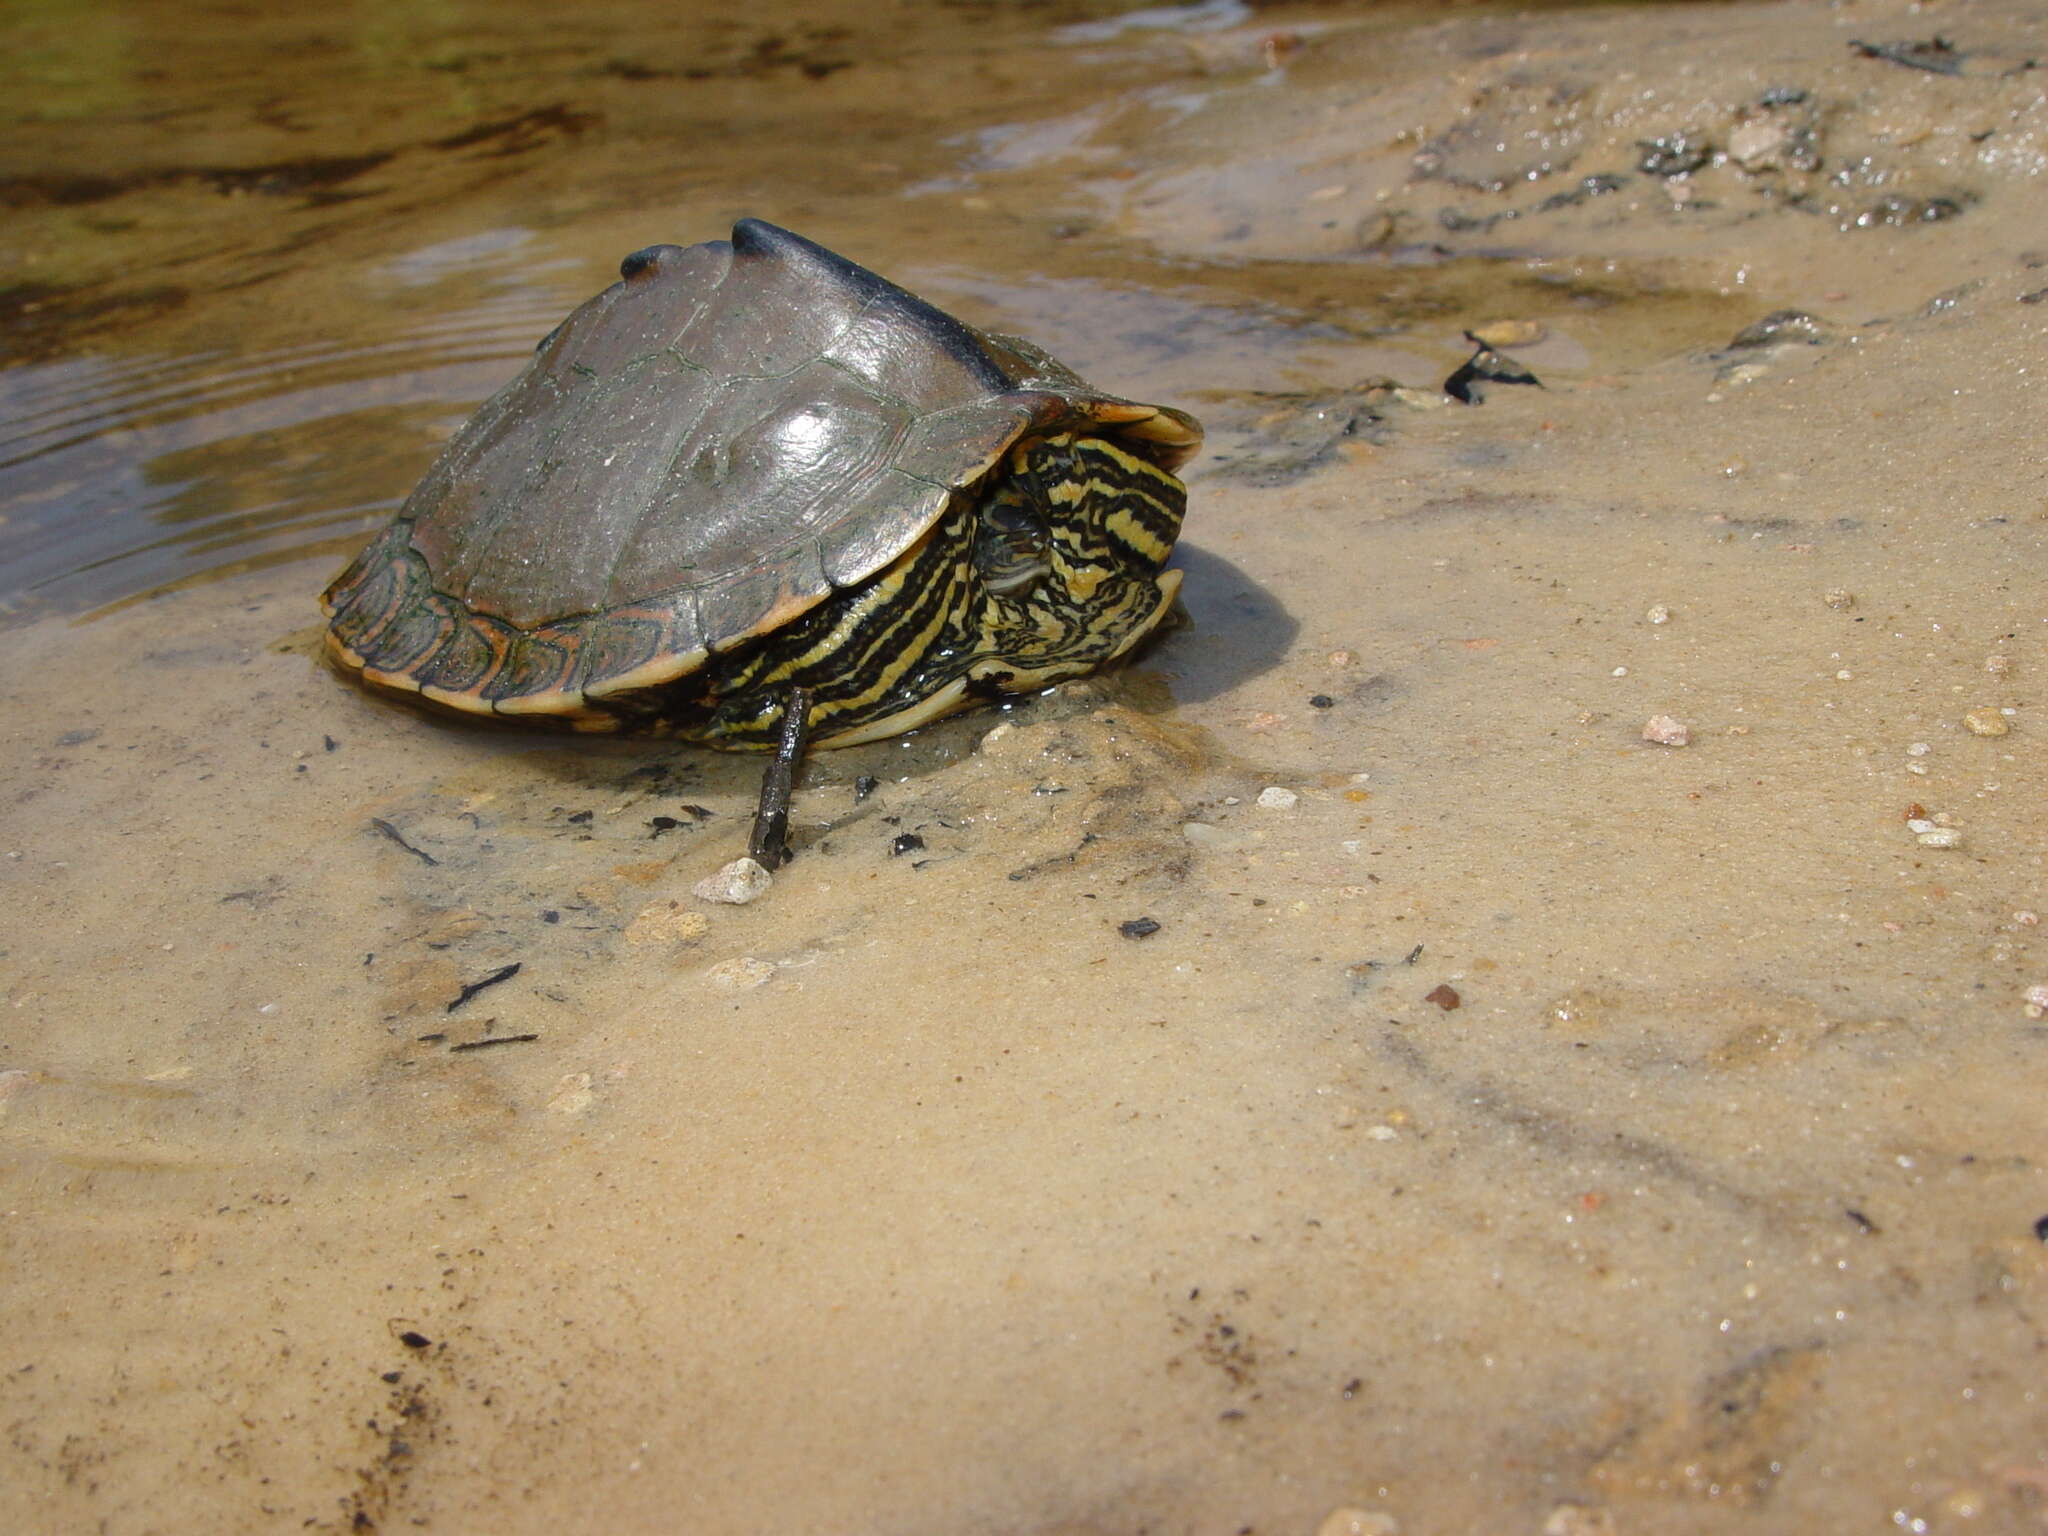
top-left (322, 218), bottom-right (1202, 865)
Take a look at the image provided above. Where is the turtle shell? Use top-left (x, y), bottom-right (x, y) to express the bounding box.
top-left (322, 218), bottom-right (1201, 726)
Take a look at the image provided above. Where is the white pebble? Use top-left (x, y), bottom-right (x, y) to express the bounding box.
top-left (1641, 714), bottom-right (1690, 746)
top-left (1543, 1504), bottom-right (1618, 1536)
top-left (546, 1072), bottom-right (595, 1115)
top-left (705, 956), bottom-right (775, 991)
top-left (1316, 1510), bottom-right (1400, 1536)
top-left (2025, 984), bottom-right (2048, 1009)
top-left (693, 858), bottom-right (772, 904)
top-left (1915, 828), bottom-right (1963, 849)
top-left (1646, 604), bottom-right (1671, 624)
top-left (1907, 742), bottom-right (1930, 756)
top-left (1611, 666), bottom-right (1628, 677)
top-left (1256, 786), bottom-right (1299, 810)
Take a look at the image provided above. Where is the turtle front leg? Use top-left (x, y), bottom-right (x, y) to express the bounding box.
top-left (747, 686), bottom-right (812, 871)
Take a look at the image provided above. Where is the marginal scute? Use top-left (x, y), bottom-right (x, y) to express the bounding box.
top-left (412, 612), bottom-right (507, 696)
top-left (893, 397), bottom-right (1044, 488)
top-left (697, 547), bottom-right (826, 656)
top-left (816, 471), bottom-right (950, 589)
top-left (487, 630), bottom-right (578, 703)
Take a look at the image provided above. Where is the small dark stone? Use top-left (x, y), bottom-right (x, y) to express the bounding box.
top-left (1119, 917), bottom-right (1161, 939)
top-left (1308, 694), bottom-right (1335, 710)
top-left (566, 809), bottom-right (593, 824)
top-left (2034, 1214), bottom-right (2048, 1243)
top-left (648, 815), bottom-right (681, 837)
top-left (1424, 983), bottom-right (1461, 1010)
top-left (1445, 333), bottom-right (1542, 404)
top-left (1728, 309), bottom-right (1830, 349)
top-left (381, 1371), bottom-right (402, 1384)
top-left (540, 909), bottom-right (560, 924)
top-left (1637, 132), bottom-right (1712, 177)
top-left (854, 775), bottom-right (879, 802)
top-left (397, 1331), bottom-right (432, 1350)
top-left (1758, 85), bottom-right (1809, 106)
top-left (890, 832), bottom-right (925, 857)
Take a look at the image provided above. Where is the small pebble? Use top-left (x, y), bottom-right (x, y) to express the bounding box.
top-left (2016, 910), bottom-right (2039, 926)
top-left (1315, 1510), bottom-right (1400, 1536)
top-left (545, 1072), bottom-right (595, 1115)
top-left (1256, 786), bottom-right (1299, 810)
top-left (1645, 604), bottom-right (1671, 625)
top-left (1727, 119), bottom-right (1790, 170)
top-left (1327, 649), bottom-right (1356, 667)
top-left (1611, 666), bottom-right (1628, 677)
top-left (705, 956), bottom-right (775, 991)
top-left (1469, 318), bottom-right (1545, 348)
top-left (1823, 589), bottom-right (1855, 610)
top-left (1118, 917), bottom-right (1161, 940)
top-left (1424, 983), bottom-right (1461, 1010)
top-left (1542, 1504), bottom-right (1618, 1536)
top-left (2025, 984), bottom-right (2048, 1009)
top-left (1986, 653), bottom-right (2012, 676)
top-left (693, 858), bottom-right (773, 905)
top-left (1907, 742), bottom-right (1931, 756)
top-left (1309, 693), bottom-right (1336, 710)
top-left (1916, 828), bottom-right (1963, 849)
top-left (625, 900), bottom-right (710, 946)
top-left (890, 832), bottom-right (926, 857)
top-left (1365, 1124), bottom-right (1399, 1141)
top-left (1642, 714), bottom-right (1690, 746)
top-left (1963, 708), bottom-right (2009, 737)
top-left (1835, 669), bottom-right (1853, 681)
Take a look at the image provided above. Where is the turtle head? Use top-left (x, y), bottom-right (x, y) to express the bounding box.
top-left (966, 431), bottom-right (1187, 693)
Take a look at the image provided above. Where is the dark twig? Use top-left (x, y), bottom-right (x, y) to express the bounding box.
top-left (446, 962), bottom-right (521, 1013)
top-left (748, 686), bottom-right (812, 871)
top-left (450, 1033), bottom-right (540, 1052)
top-left (370, 817), bottom-right (439, 866)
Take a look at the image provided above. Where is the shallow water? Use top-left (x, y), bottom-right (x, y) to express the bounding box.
top-left (4, 0), bottom-right (2047, 1532)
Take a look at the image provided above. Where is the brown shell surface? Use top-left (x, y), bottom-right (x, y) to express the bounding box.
top-left (321, 218), bottom-right (1202, 720)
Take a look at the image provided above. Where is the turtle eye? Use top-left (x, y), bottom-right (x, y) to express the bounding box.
top-left (974, 501), bottom-right (1051, 597)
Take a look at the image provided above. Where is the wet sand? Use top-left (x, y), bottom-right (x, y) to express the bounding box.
top-left (3, 1), bottom-right (2046, 1532)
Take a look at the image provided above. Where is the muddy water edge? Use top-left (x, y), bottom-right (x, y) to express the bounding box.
top-left (3, 0), bottom-right (2047, 1532)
